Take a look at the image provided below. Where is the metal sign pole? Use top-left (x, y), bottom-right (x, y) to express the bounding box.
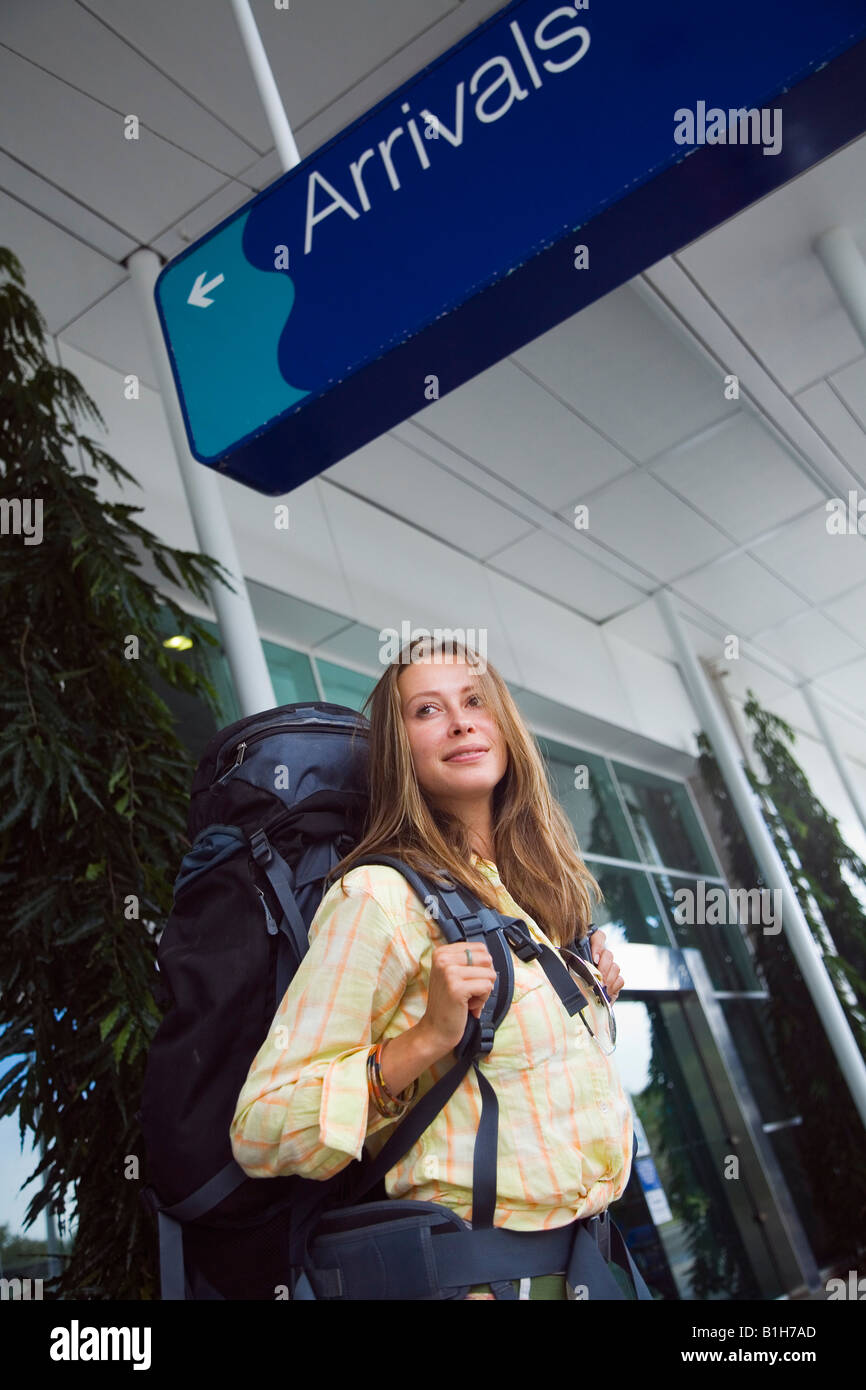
top-left (229, 0), bottom-right (301, 174)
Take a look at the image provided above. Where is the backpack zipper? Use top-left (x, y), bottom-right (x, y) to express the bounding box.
top-left (214, 717), bottom-right (367, 786)
top-left (255, 886), bottom-right (279, 935)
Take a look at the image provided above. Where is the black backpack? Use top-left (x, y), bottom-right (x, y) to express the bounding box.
top-left (139, 701), bottom-right (603, 1300)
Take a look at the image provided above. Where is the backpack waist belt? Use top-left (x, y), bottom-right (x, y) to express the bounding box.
top-left (303, 1201), bottom-right (650, 1301)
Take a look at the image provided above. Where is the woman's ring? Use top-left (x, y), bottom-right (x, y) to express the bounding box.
top-left (465, 947), bottom-right (473, 965)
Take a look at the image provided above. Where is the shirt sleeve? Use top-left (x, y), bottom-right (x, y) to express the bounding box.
top-left (230, 879), bottom-right (415, 1182)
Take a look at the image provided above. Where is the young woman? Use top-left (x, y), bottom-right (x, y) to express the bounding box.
top-left (231, 636), bottom-right (637, 1300)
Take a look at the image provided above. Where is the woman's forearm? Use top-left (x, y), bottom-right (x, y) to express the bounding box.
top-left (378, 1022), bottom-right (450, 1097)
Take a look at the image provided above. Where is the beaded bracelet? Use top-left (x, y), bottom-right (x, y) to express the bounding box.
top-left (366, 1041), bottom-right (418, 1118)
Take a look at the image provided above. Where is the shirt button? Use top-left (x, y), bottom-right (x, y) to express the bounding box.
top-left (599, 1102), bottom-right (609, 1114)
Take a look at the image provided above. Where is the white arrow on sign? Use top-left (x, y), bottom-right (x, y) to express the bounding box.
top-left (187, 271), bottom-right (225, 308)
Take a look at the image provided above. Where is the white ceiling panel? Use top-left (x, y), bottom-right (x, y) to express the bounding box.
top-left (796, 380), bottom-right (866, 487)
top-left (486, 528), bottom-right (648, 621)
top-left (247, 580), bottom-right (354, 651)
top-left (414, 359), bottom-right (634, 509)
top-left (754, 609), bottom-right (864, 680)
top-left (60, 280), bottom-right (161, 391)
top-left (56, 342), bottom-right (198, 551)
top-left (649, 413), bottom-right (824, 542)
top-left (0, 149), bottom-right (134, 264)
top-left (82, 0), bottom-right (462, 156)
top-left (749, 507), bottom-right (866, 604)
top-left (794, 699), bottom-right (866, 771)
top-left (828, 355), bottom-right (866, 435)
top-left (809, 655), bottom-right (866, 708)
top-left (319, 483), bottom-right (511, 639)
top-left (393, 416), bottom-right (659, 592)
top-left (513, 284), bottom-right (730, 461)
top-left (822, 582), bottom-right (866, 645)
top-left (673, 553), bottom-right (806, 639)
top-left (720, 654), bottom-right (798, 709)
top-left (2, 0), bottom-right (258, 176)
top-left (151, 176), bottom-right (266, 262)
top-left (217, 473), bottom-right (358, 617)
top-left (0, 192), bottom-right (124, 336)
top-left (223, 150), bottom-right (283, 193)
top-left (485, 571), bottom-right (637, 727)
top-left (0, 45), bottom-right (226, 243)
top-left (578, 471), bottom-right (732, 583)
top-left (674, 134), bottom-right (866, 396)
top-left (602, 593), bottom-right (725, 665)
top-left (322, 432), bottom-right (533, 560)
top-left (601, 595), bottom-right (675, 662)
top-left (313, 621), bottom-right (393, 674)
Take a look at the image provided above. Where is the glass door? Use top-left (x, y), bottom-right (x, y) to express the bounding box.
top-left (611, 992), bottom-right (800, 1300)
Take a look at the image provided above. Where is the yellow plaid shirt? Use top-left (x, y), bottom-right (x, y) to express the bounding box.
top-left (230, 856), bottom-right (634, 1229)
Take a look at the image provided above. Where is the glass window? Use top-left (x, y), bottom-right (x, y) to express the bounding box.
top-left (315, 658), bottom-right (377, 714)
top-left (191, 618), bottom-right (239, 728)
top-left (589, 866), bottom-right (669, 950)
top-left (766, 1125), bottom-right (834, 1267)
top-left (717, 1000), bottom-right (796, 1126)
top-left (538, 738), bottom-right (640, 860)
top-left (612, 763), bottom-right (718, 876)
top-left (261, 640), bottom-right (318, 707)
top-left (152, 608), bottom-right (235, 758)
top-left (652, 873), bottom-right (763, 992)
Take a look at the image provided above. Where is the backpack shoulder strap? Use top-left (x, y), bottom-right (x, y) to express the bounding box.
top-left (347, 853), bottom-right (588, 1020)
top-left (340, 855), bottom-right (518, 1226)
top-left (346, 852), bottom-right (516, 1050)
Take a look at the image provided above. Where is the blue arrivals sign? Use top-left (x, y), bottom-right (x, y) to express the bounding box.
top-left (155, 0), bottom-right (866, 497)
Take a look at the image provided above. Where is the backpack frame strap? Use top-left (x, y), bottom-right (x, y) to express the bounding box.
top-left (143, 1159), bottom-right (249, 1301)
top-left (250, 828), bottom-right (310, 969)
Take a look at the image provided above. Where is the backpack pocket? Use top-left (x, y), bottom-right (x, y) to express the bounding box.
top-left (307, 1199), bottom-right (471, 1300)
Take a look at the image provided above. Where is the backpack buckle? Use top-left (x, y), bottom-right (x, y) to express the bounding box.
top-left (456, 1017), bottom-right (496, 1061)
top-left (249, 829), bottom-right (272, 865)
top-left (502, 921), bottom-right (543, 962)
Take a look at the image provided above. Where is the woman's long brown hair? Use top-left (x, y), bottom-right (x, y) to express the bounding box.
top-left (329, 635), bottom-right (603, 947)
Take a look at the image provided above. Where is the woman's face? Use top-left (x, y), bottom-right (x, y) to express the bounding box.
top-left (397, 656), bottom-right (508, 808)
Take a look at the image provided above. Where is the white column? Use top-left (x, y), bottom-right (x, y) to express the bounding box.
top-left (802, 684), bottom-right (866, 845)
top-left (814, 226), bottom-right (866, 349)
top-left (127, 248), bottom-right (276, 717)
top-left (656, 588), bottom-right (866, 1131)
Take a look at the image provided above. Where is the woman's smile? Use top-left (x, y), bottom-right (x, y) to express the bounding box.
top-left (444, 746), bottom-right (489, 763)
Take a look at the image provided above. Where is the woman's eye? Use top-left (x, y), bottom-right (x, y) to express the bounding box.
top-left (416, 695), bottom-right (481, 716)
